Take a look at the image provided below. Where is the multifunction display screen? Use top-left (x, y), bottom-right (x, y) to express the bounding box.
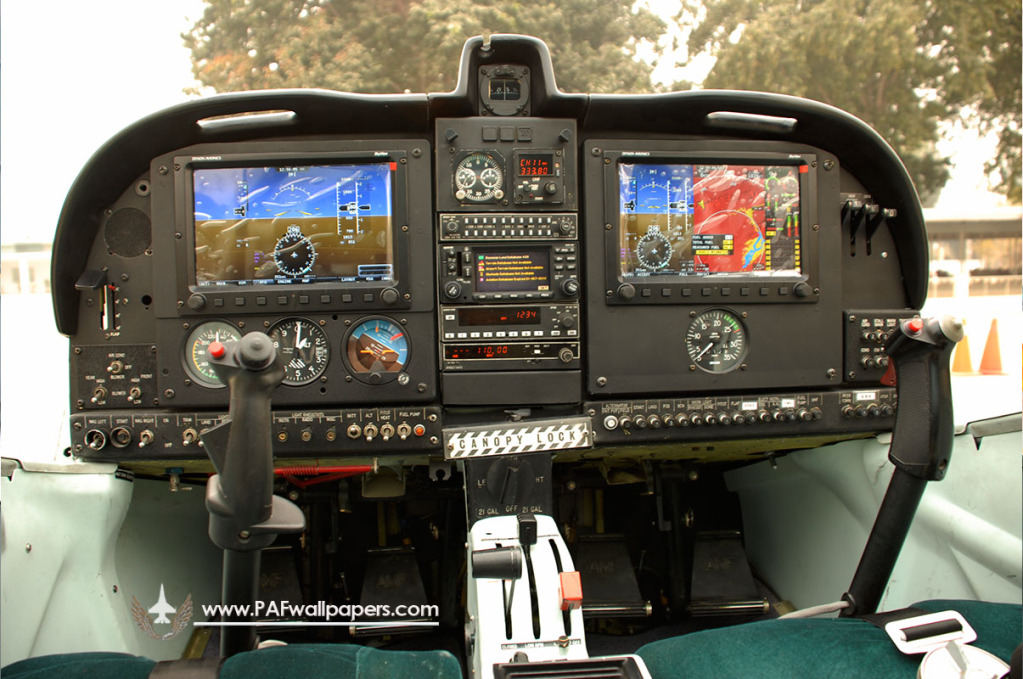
top-left (618, 162), bottom-right (802, 278)
top-left (193, 163), bottom-right (394, 287)
top-left (474, 250), bottom-right (551, 293)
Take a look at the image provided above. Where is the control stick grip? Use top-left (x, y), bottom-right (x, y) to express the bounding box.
top-left (202, 333), bottom-right (286, 543)
top-left (884, 315), bottom-right (964, 481)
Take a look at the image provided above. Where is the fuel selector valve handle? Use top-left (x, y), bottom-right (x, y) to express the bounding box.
top-left (883, 315), bottom-right (964, 481)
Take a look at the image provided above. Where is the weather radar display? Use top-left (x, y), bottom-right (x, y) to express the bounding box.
top-left (618, 162), bottom-right (802, 278)
top-left (193, 163), bottom-right (394, 287)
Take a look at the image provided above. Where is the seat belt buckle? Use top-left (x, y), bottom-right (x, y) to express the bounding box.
top-left (883, 610), bottom-right (975, 655)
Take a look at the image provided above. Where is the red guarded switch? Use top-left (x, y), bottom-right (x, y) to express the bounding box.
top-left (560, 571), bottom-right (583, 611)
top-left (907, 318), bottom-right (924, 334)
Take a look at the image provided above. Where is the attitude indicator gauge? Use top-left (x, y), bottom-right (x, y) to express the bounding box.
top-left (184, 320), bottom-right (242, 387)
top-left (344, 317), bottom-right (410, 384)
top-left (268, 318), bottom-right (330, 385)
top-left (685, 309), bottom-right (748, 373)
top-left (273, 224), bottom-right (316, 276)
top-left (454, 152), bottom-right (505, 203)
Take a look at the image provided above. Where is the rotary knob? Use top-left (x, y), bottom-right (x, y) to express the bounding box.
top-left (444, 282), bottom-right (462, 299)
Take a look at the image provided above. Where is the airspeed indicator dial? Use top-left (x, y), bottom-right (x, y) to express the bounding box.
top-left (184, 321), bottom-right (242, 387)
top-left (685, 309), bottom-right (748, 373)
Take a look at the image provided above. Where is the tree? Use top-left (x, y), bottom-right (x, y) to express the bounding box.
top-left (680, 0), bottom-right (1021, 205)
top-left (183, 0), bottom-right (664, 96)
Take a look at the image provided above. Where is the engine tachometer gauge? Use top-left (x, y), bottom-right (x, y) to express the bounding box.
top-left (267, 318), bottom-right (330, 385)
top-left (184, 320), bottom-right (242, 387)
top-left (685, 309), bottom-right (748, 373)
top-left (344, 317), bottom-right (410, 384)
top-left (454, 153), bottom-right (504, 202)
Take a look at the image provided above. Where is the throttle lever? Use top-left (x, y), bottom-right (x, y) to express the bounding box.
top-left (884, 315), bottom-right (964, 481)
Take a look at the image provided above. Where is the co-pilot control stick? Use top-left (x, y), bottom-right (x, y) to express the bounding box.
top-left (200, 333), bottom-right (306, 655)
top-left (841, 315), bottom-right (964, 617)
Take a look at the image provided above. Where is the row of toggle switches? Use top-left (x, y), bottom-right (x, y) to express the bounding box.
top-left (603, 407), bottom-right (825, 431)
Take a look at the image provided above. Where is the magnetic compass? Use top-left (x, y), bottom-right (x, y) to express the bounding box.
top-left (273, 225), bottom-right (316, 276)
top-left (267, 318), bottom-right (330, 385)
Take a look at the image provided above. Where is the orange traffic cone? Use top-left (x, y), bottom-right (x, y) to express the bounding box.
top-left (978, 319), bottom-right (1005, 375)
top-left (951, 332), bottom-right (974, 374)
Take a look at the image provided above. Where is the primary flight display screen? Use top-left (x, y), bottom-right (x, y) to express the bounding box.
top-left (192, 162), bottom-right (394, 286)
top-left (618, 162), bottom-right (802, 279)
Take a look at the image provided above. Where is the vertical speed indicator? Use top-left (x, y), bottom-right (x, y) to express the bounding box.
top-left (685, 309), bottom-right (748, 373)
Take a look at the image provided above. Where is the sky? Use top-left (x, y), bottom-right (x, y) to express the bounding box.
top-left (0, 0), bottom-right (1008, 246)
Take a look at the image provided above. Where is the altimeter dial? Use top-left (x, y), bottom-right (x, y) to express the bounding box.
top-left (267, 318), bottom-right (330, 386)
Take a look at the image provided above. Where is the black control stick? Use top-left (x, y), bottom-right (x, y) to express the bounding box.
top-left (200, 333), bottom-right (306, 655)
top-left (841, 315), bottom-right (964, 617)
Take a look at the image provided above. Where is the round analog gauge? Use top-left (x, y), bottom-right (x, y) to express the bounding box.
top-left (344, 317), bottom-right (410, 383)
top-left (184, 320), bottom-right (242, 387)
top-left (267, 318), bottom-right (330, 386)
top-left (636, 225), bottom-right (672, 270)
top-left (273, 224), bottom-right (316, 276)
top-left (454, 153), bottom-right (504, 202)
top-left (455, 166), bottom-right (478, 190)
top-left (685, 309), bottom-right (748, 373)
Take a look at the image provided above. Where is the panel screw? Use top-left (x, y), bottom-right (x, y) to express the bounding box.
top-left (596, 377), bottom-right (607, 387)
top-left (159, 166), bottom-right (169, 175)
top-left (25, 544), bottom-right (32, 553)
top-left (412, 149), bottom-right (422, 158)
top-left (74, 347), bottom-right (82, 355)
top-left (239, 531), bottom-right (250, 539)
top-left (823, 159), bottom-right (835, 171)
top-left (164, 389), bottom-right (175, 399)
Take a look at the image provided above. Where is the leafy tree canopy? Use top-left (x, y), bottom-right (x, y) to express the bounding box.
top-left (183, 0), bottom-right (664, 95)
top-left (680, 0), bottom-right (1021, 204)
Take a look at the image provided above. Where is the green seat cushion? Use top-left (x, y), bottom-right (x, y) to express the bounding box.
top-left (637, 600), bottom-right (1021, 679)
top-left (2, 652), bottom-right (155, 679)
top-left (3, 644), bottom-right (462, 679)
top-left (220, 644), bottom-right (463, 679)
